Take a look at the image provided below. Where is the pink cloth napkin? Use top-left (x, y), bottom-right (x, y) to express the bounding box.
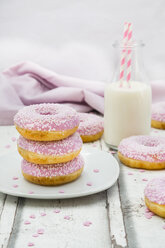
top-left (1, 61), bottom-right (105, 125)
top-left (0, 61), bottom-right (165, 125)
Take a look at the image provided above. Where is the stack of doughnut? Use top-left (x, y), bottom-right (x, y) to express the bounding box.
top-left (14, 103), bottom-right (84, 186)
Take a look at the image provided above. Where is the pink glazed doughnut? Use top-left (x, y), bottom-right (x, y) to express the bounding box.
top-left (152, 102), bottom-right (165, 129)
top-left (21, 155), bottom-right (84, 185)
top-left (14, 103), bottom-right (80, 141)
top-left (118, 135), bottom-right (165, 170)
top-left (17, 132), bottom-right (82, 164)
top-left (144, 177), bottom-right (165, 218)
top-left (77, 113), bottom-right (104, 142)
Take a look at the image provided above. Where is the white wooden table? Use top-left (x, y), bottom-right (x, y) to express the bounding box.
top-left (0, 126), bottom-right (165, 248)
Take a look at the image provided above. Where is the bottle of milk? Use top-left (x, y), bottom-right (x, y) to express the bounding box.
top-left (104, 41), bottom-right (152, 149)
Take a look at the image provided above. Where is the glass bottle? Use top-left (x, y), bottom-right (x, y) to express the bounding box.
top-left (104, 41), bottom-right (152, 150)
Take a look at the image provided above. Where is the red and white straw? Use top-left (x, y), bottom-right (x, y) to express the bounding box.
top-left (119, 22), bottom-right (130, 86)
top-left (119, 22), bottom-right (133, 87)
top-left (126, 23), bottom-right (133, 84)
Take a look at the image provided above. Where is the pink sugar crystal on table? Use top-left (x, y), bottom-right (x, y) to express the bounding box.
top-left (162, 225), bottom-right (165, 230)
top-left (28, 191), bottom-right (34, 194)
top-left (144, 212), bottom-right (153, 219)
top-left (142, 178), bottom-right (148, 182)
top-left (29, 214), bottom-right (36, 219)
top-left (13, 184), bottom-right (18, 188)
top-left (83, 221), bottom-right (92, 227)
top-left (59, 190), bottom-right (64, 193)
top-left (28, 242), bottom-right (34, 247)
top-left (12, 176), bottom-right (19, 180)
top-left (11, 137), bottom-right (16, 142)
top-left (86, 182), bottom-right (92, 186)
top-left (5, 144), bottom-right (11, 149)
top-left (93, 169), bottom-right (99, 173)
top-left (145, 208), bottom-right (150, 213)
top-left (40, 212), bottom-right (46, 216)
top-left (32, 234), bottom-right (39, 238)
top-left (110, 150), bottom-right (116, 154)
top-left (24, 220), bottom-right (31, 225)
top-left (128, 172), bottom-right (133, 175)
top-left (144, 207), bottom-right (154, 219)
top-left (64, 215), bottom-right (70, 220)
top-left (54, 209), bottom-right (60, 213)
top-left (140, 170), bottom-right (145, 173)
top-left (37, 228), bottom-right (44, 235)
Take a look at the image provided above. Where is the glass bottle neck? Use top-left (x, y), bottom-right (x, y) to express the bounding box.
top-left (112, 41), bottom-right (148, 84)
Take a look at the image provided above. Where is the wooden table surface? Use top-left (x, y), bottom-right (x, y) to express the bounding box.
top-left (0, 126), bottom-right (165, 248)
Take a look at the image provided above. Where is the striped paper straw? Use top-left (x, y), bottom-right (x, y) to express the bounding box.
top-left (126, 23), bottom-right (133, 85)
top-left (119, 22), bottom-right (130, 87)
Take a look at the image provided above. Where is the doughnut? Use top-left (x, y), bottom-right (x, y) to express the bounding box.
top-left (21, 155), bottom-right (84, 186)
top-left (144, 177), bottom-right (165, 218)
top-left (77, 113), bottom-right (104, 142)
top-left (17, 132), bottom-right (82, 164)
top-left (152, 102), bottom-right (165, 129)
top-left (118, 135), bottom-right (165, 170)
top-left (14, 103), bottom-right (79, 141)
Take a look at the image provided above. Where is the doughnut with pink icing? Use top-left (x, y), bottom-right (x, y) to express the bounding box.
top-left (144, 177), bottom-right (165, 217)
top-left (118, 135), bottom-right (165, 170)
top-left (152, 102), bottom-right (165, 129)
top-left (17, 132), bottom-right (82, 164)
top-left (21, 155), bottom-right (84, 185)
top-left (77, 113), bottom-right (104, 142)
top-left (14, 103), bottom-right (80, 141)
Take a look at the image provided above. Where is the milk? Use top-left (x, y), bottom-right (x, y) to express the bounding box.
top-left (104, 81), bottom-right (152, 148)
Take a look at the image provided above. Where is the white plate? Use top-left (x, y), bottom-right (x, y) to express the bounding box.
top-left (0, 147), bottom-right (119, 199)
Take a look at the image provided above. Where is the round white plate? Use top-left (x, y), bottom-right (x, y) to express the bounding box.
top-left (0, 147), bottom-right (119, 199)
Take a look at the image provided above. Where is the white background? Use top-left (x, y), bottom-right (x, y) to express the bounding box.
top-left (0, 0), bottom-right (165, 82)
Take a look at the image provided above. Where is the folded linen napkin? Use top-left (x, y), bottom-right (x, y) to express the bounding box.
top-left (0, 61), bottom-right (105, 125)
